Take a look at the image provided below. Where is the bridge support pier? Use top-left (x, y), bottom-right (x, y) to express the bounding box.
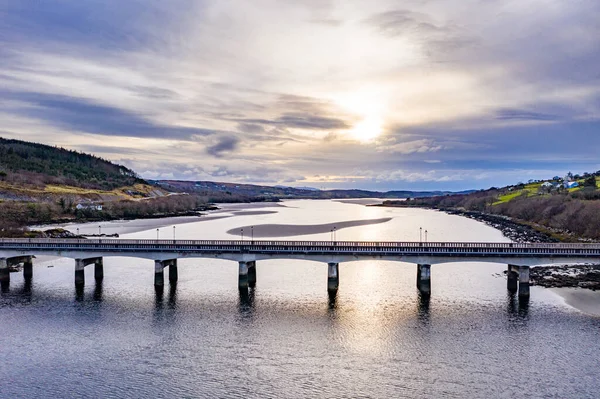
top-left (155, 259), bottom-right (177, 286)
top-left (239, 261), bottom-right (249, 289)
top-left (94, 259), bottom-right (104, 281)
top-left (327, 263), bottom-right (339, 293)
top-left (518, 266), bottom-right (530, 298)
top-left (417, 264), bottom-right (431, 296)
top-left (0, 258), bottom-right (8, 283)
top-left (247, 261), bottom-right (256, 288)
top-left (23, 257), bottom-right (33, 280)
top-left (507, 265), bottom-right (519, 293)
top-left (0, 256), bottom-right (34, 283)
top-left (75, 257), bottom-right (102, 285)
top-left (169, 260), bottom-right (178, 283)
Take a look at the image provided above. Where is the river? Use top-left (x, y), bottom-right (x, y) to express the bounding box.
top-left (1, 200), bottom-right (599, 398)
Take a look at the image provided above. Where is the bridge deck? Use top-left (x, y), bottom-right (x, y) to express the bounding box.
top-left (1, 238), bottom-right (600, 257)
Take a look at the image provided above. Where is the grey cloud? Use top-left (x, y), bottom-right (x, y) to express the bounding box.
top-left (365, 10), bottom-right (450, 37)
top-left (363, 9), bottom-right (475, 61)
top-left (237, 123), bottom-right (265, 133)
top-left (130, 86), bottom-right (178, 100)
top-left (4, 91), bottom-right (217, 140)
top-left (206, 136), bottom-right (240, 157)
top-left (237, 113), bottom-right (350, 130)
top-left (495, 108), bottom-right (561, 122)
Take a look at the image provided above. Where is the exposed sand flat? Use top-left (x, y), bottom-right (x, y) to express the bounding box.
top-left (38, 215), bottom-right (233, 236)
top-left (226, 217), bottom-right (393, 238)
top-left (334, 198), bottom-right (387, 205)
top-left (230, 210), bottom-right (278, 216)
top-left (552, 288), bottom-right (600, 317)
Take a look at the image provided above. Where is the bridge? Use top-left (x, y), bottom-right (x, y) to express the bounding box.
top-left (1, 238), bottom-right (599, 298)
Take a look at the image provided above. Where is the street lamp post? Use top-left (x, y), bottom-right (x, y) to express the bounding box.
top-left (241, 228), bottom-right (244, 241)
top-left (420, 227), bottom-right (422, 243)
top-left (333, 227), bottom-right (337, 242)
top-left (156, 228), bottom-right (159, 240)
top-left (425, 230), bottom-right (428, 243)
top-left (251, 226), bottom-right (254, 243)
top-left (173, 226), bottom-right (176, 240)
top-left (99, 225), bottom-right (102, 236)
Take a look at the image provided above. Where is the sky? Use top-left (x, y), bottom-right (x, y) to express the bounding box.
top-left (1, 0), bottom-right (599, 191)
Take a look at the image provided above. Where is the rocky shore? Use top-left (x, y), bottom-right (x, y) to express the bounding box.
top-left (442, 209), bottom-right (557, 243)
top-left (529, 265), bottom-right (600, 290)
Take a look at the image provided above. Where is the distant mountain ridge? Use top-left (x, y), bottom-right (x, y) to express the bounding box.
top-left (153, 179), bottom-right (475, 200)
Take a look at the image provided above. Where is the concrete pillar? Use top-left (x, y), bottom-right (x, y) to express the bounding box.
top-left (168, 260), bottom-right (178, 283)
top-left (327, 262), bottom-right (339, 292)
top-left (239, 261), bottom-right (249, 289)
top-left (154, 260), bottom-right (165, 287)
top-left (23, 257), bottom-right (33, 280)
top-left (518, 266), bottom-right (530, 298)
top-left (247, 261), bottom-right (256, 288)
top-left (417, 264), bottom-right (431, 295)
top-left (94, 258), bottom-right (104, 281)
top-left (0, 258), bottom-right (8, 284)
top-left (75, 259), bottom-right (86, 285)
top-left (507, 264), bottom-right (518, 293)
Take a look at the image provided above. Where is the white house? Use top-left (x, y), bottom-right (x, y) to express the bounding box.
top-left (76, 203), bottom-right (103, 211)
top-left (564, 181), bottom-right (579, 189)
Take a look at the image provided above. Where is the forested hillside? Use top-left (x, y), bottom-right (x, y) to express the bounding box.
top-left (0, 137), bottom-right (142, 190)
top-left (383, 172), bottom-right (600, 241)
top-left (0, 137), bottom-right (201, 236)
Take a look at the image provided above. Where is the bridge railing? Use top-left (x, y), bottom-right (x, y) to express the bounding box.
top-left (1, 238), bottom-right (600, 251)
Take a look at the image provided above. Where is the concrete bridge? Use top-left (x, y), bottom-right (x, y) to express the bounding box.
top-left (1, 238), bottom-right (599, 298)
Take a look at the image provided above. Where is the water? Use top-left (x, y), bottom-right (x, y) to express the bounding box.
top-left (2, 200), bottom-right (599, 398)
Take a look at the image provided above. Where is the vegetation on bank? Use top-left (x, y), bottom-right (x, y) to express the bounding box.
top-left (383, 171), bottom-right (600, 241)
top-left (0, 137), bottom-right (143, 190)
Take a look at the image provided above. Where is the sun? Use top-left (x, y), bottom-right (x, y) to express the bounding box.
top-left (349, 116), bottom-right (383, 142)
top-left (331, 87), bottom-right (388, 142)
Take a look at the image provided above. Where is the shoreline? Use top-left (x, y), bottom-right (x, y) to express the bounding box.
top-left (31, 202), bottom-right (288, 237)
top-left (551, 288), bottom-right (600, 317)
top-left (373, 204), bottom-right (557, 243)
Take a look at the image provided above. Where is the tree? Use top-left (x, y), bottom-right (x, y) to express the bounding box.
top-left (583, 175), bottom-right (597, 188)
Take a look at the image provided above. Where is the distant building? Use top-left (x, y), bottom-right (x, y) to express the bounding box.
top-left (541, 182), bottom-right (553, 188)
top-left (76, 203), bottom-right (103, 211)
top-left (564, 181), bottom-right (579, 189)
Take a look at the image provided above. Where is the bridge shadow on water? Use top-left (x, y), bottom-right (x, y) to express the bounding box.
top-left (0, 277), bottom-right (33, 300)
top-left (238, 287), bottom-right (256, 313)
top-left (75, 280), bottom-right (105, 302)
top-left (154, 284), bottom-right (178, 310)
top-left (506, 292), bottom-right (529, 319)
top-left (328, 290), bottom-right (338, 310)
top-left (417, 293), bottom-right (431, 324)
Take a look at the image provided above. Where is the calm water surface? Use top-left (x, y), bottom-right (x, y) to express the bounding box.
top-left (2, 200), bottom-right (599, 398)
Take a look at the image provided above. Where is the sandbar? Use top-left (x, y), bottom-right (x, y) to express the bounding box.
top-left (226, 217), bottom-right (393, 238)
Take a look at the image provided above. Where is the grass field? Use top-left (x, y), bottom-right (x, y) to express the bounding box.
top-left (0, 182), bottom-right (165, 201)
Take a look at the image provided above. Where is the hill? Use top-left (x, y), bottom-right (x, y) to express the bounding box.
top-left (0, 137), bottom-right (201, 235)
top-left (382, 172), bottom-right (600, 241)
top-left (153, 180), bottom-right (473, 201)
top-left (0, 137), bottom-right (143, 190)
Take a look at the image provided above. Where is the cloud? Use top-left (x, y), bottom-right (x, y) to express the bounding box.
top-left (2, 91), bottom-right (216, 139)
top-left (1, 0), bottom-right (600, 191)
top-left (237, 113), bottom-right (351, 130)
top-left (206, 136), bottom-right (240, 157)
top-left (495, 108), bottom-right (562, 122)
top-left (377, 138), bottom-right (444, 154)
